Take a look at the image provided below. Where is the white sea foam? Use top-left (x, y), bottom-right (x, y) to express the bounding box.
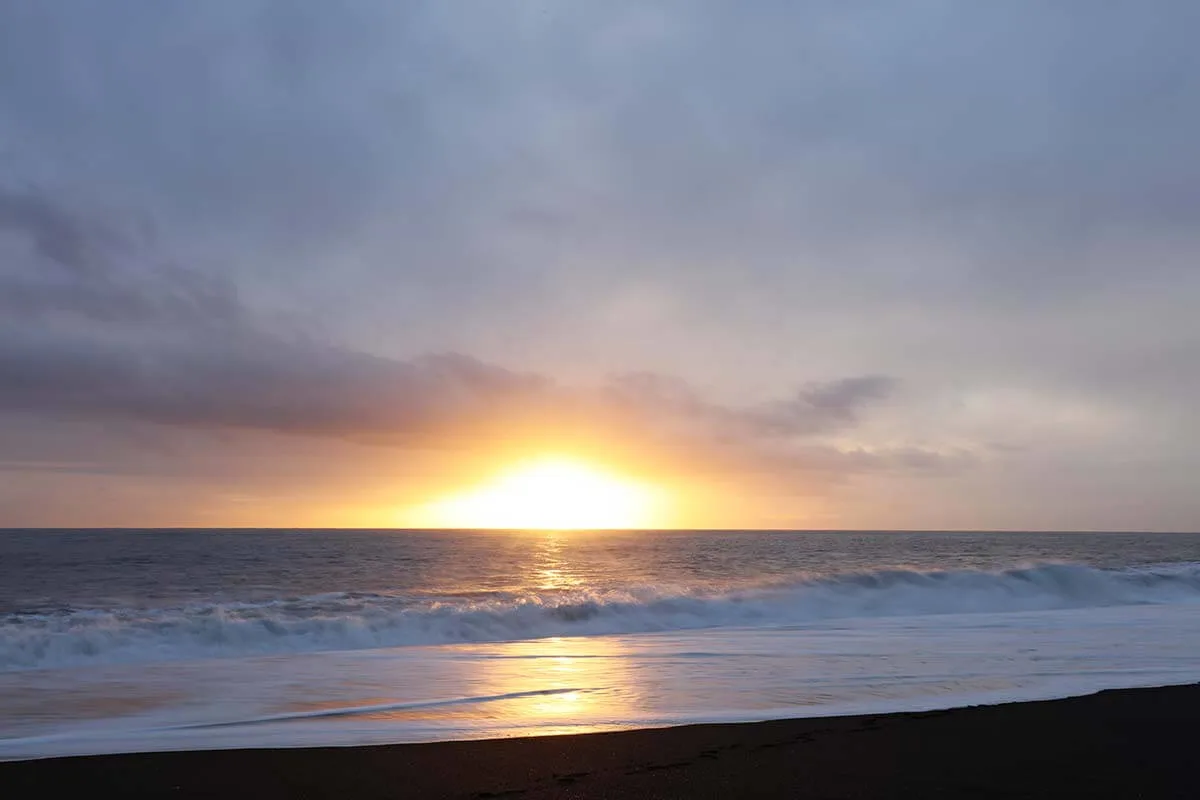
top-left (3, 562), bottom-right (1200, 671)
top-left (4, 603), bottom-right (1200, 761)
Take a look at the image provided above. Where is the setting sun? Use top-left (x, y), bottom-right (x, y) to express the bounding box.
top-left (414, 457), bottom-right (664, 530)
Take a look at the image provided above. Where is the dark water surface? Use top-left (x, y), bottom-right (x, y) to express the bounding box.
top-left (4, 529), bottom-right (1199, 612)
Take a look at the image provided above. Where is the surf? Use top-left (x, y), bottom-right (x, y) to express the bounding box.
top-left (3, 561), bottom-right (1199, 671)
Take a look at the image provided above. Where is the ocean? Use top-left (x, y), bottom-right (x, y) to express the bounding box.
top-left (2, 529), bottom-right (1200, 760)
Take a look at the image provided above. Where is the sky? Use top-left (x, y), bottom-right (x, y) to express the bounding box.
top-left (1, 1), bottom-right (1198, 530)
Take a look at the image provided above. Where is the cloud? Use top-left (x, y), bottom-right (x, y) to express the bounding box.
top-left (0, 184), bottom-right (952, 482)
top-left (0, 188), bottom-right (243, 326)
top-left (601, 371), bottom-right (899, 448)
top-left (0, 190), bottom-right (104, 272)
top-left (2, 2), bottom-right (1197, 526)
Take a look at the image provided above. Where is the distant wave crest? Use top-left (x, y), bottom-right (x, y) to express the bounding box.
top-left (3, 562), bottom-right (1200, 671)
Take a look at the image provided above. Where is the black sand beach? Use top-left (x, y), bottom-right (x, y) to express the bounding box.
top-left (3, 683), bottom-right (1196, 798)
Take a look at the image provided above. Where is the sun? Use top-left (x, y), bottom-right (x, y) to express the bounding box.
top-left (415, 457), bottom-right (663, 530)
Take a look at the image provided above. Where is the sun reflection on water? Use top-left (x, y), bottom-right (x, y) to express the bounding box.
top-left (529, 532), bottom-right (584, 591)
top-left (268, 533), bottom-right (642, 737)
top-left (287, 635), bottom-right (639, 738)
top-left (469, 635), bottom-right (637, 734)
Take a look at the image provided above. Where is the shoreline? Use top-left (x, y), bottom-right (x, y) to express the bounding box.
top-left (3, 683), bottom-right (1197, 798)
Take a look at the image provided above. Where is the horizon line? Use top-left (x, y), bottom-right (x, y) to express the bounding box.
top-left (1, 527), bottom-right (1197, 535)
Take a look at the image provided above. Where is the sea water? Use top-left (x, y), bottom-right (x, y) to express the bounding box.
top-left (2, 529), bottom-right (1199, 759)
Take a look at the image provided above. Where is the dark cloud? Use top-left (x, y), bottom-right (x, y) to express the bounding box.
top-left (0, 184), bottom-right (945, 483)
top-left (0, 188), bottom-right (242, 325)
top-left (0, 326), bottom-right (915, 475)
top-left (0, 190), bottom-right (103, 272)
top-left (604, 372), bottom-right (898, 442)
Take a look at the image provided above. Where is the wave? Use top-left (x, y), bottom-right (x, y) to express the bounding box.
top-left (170, 688), bottom-right (595, 729)
top-left (3, 562), bottom-right (1200, 671)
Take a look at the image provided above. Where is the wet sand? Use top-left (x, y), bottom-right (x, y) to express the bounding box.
top-left (3, 683), bottom-right (1196, 798)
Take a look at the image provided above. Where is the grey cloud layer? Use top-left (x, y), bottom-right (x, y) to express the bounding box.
top-left (0, 186), bottom-right (938, 479)
top-left (1, 1), bottom-right (1198, 525)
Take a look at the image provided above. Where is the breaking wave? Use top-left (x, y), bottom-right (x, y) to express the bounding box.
top-left (3, 562), bottom-right (1199, 671)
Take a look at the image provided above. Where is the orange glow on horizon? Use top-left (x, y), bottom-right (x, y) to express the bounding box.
top-left (407, 456), bottom-right (667, 530)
